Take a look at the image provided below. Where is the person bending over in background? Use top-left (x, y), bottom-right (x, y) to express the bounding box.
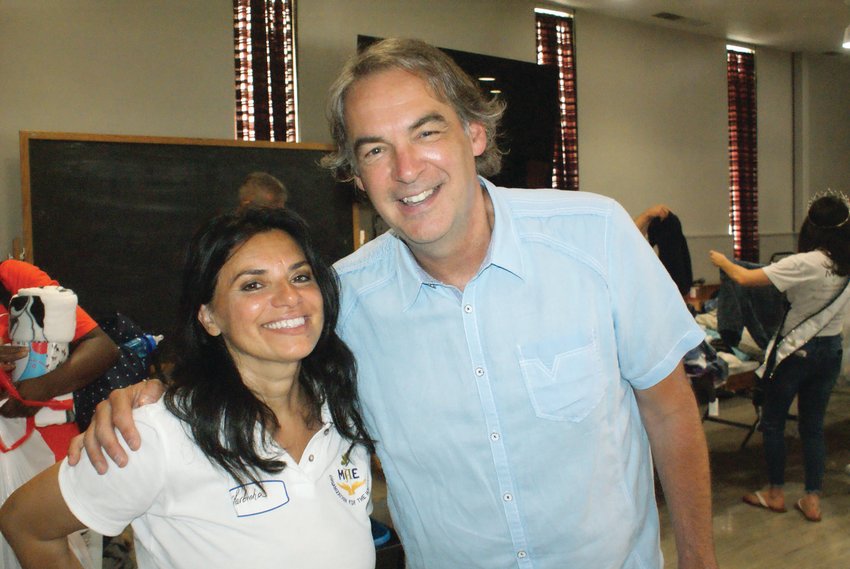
top-left (710, 192), bottom-right (850, 523)
top-left (237, 171), bottom-right (288, 208)
top-left (0, 208), bottom-right (375, 569)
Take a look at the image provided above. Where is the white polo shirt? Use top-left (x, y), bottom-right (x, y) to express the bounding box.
top-left (59, 400), bottom-right (374, 569)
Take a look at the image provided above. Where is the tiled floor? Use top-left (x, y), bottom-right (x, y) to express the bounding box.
top-left (660, 379), bottom-right (850, 568)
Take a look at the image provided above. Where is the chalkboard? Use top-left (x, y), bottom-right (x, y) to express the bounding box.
top-left (20, 132), bottom-right (356, 340)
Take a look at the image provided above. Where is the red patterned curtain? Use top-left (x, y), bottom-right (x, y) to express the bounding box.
top-left (535, 10), bottom-right (579, 191)
top-left (234, 0), bottom-right (298, 142)
top-left (727, 49), bottom-right (758, 262)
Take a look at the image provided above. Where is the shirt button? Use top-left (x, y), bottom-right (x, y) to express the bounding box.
top-left (503, 492), bottom-right (513, 502)
top-left (323, 428), bottom-right (330, 436)
top-left (517, 550), bottom-right (527, 559)
top-left (490, 432), bottom-right (500, 441)
top-left (308, 454), bottom-right (315, 462)
top-left (475, 367), bottom-right (485, 377)
top-left (463, 304), bottom-right (473, 313)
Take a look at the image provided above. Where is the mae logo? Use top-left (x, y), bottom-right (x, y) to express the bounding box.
top-left (329, 451), bottom-right (369, 506)
top-left (230, 480), bottom-right (289, 518)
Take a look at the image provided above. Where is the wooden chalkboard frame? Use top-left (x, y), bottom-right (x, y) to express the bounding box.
top-left (20, 131), bottom-right (359, 337)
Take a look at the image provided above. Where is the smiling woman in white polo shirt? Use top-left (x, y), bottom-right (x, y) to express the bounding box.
top-left (0, 207), bottom-right (376, 569)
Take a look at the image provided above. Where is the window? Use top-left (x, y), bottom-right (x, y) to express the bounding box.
top-left (535, 8), bottom-right (579, 191)
top-left (233, 0), bottom-right (298, 142)
top-left (726, 45), bottom-right (758, 262)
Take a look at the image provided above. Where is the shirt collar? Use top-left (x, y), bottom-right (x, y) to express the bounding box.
top-left (254, 402), bottom-right (334, 460)
top-left (394, 177), bottom-right (526, 310)
top-left (480, 177), bottom-right (525, 281)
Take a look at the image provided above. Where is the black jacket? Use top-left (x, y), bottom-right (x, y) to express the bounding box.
top-left (648, 213), bottom-right (693, 296)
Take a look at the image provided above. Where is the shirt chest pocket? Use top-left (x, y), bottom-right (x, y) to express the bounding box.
top-left (518, 336), bottom-right (606, 422)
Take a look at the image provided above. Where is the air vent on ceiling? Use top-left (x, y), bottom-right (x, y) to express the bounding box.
top-left (652, 12), bottom-right (708, 27)
top-left (653, 12), bottom-right (684, 21)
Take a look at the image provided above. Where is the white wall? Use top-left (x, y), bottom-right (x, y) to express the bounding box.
top-left (575, 13), bottom-right (729, 232)
top-left (0, 1), bottom-right (233, 258)
top-left (758, 49), bottom-right (795, 239)
top-left (296, 0), bottom-right (537, 144)
top-left (574, 13), bottom-right (730, 282)
top-left (3, 1), bottom-right (847, 285)
top-left (795, 54), bottom-right (850, 226)
top-left (573, 13), bottom-right (799, 280)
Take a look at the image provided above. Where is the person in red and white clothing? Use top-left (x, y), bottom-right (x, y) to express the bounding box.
top-left (0, 260), bottom-right (118, 460)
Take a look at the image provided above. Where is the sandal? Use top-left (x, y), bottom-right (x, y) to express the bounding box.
top-left (742, 490), bottom-right (787, 513)
top-left (794, 499), bottom-right (822, 522)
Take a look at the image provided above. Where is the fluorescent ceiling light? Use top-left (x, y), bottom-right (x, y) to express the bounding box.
top-left (727, 44), bottom-right (755, 54)
top-left (843, 24), bottom-right (850, 49)
top-left (534, 8), bottom-right (572, 18)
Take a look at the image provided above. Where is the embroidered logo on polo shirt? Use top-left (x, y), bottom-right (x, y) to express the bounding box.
top-left (329, 451), bottom-right (369, 506)
top-left (230, 480), bottom-right (289, 517)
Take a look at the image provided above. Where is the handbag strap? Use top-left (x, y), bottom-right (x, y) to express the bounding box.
top-left (760, 277), bottom-right (850, 379)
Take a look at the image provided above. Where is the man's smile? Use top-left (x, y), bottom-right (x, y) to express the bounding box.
top-left (400, 186), bottom-right (438, 205)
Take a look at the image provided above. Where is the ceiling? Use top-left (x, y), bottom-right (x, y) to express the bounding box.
top-left (550, 0), bottom-right (850, 55)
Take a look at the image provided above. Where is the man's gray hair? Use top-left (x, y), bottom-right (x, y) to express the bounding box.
top-left (321, 38), bottom-right (506, 182)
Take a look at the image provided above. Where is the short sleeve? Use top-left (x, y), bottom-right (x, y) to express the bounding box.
top-left (605, 202), bottom-right (703, 389)
top-left (71, 308), bottom-right (99, 342)
top-left (58, 407), bottom-right (167, 536)
top-left (0, 260), bottom-right (59, 299)
top-left (762, 251), bottom-right (828, 292)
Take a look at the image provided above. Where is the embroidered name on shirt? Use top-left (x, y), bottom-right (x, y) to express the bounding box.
top-left (230, 480), bottom-right (289, 517)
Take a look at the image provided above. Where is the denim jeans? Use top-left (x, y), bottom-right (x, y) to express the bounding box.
top-left (717, 260), bottom-right (785, 349)
top-left (759, 335), bottom-right (842, 493)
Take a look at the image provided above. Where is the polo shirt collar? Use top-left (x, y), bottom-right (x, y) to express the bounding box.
top-left (254, 402), bottom-right (334, 460)
top-left (394, 177), bottom-right (526, 310)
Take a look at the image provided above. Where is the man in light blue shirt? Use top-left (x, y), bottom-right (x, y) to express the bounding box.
top-left (334, 177), bottom-right (705, 568)
top-left (77, 38), bottom-right (718, 569)
top-left (323, 38), bottom-right (717, 569)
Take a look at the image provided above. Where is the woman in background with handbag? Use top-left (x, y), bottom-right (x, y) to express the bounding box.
top-left (710, 192), bottom-right (850, 523)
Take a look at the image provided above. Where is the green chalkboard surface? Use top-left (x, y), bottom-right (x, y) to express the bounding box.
top-left (20, 132), bottom-right (356, 339)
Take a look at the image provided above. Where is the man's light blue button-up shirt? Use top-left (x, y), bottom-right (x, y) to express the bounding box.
top-left (335, 179), bottom-right (704, 569)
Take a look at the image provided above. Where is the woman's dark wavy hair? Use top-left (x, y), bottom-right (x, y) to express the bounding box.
top-left (798, 194), bottom-right (850, 276)
top-left (164, 206), bottom-right (374, 484)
